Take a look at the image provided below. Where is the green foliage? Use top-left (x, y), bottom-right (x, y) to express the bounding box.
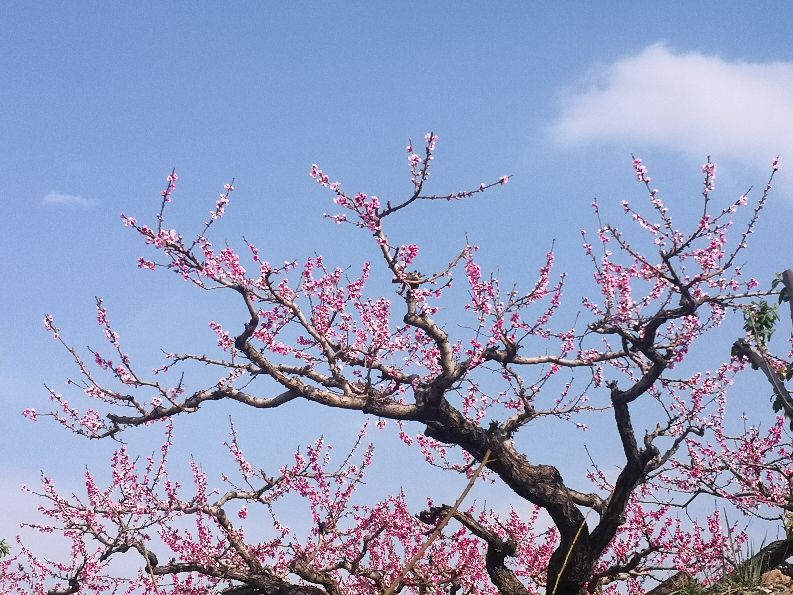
top-left (722, 516), bottom-right (764, 592)
top-left (742, 300), bottom-right (779, 350)
top-left (741, 275), bottom-right (793, 428)
top-left (0, 539), bottom-right (9, 558)
top-left (771, 272), bottom-right (791, 305)
top-left (729, 552), bottom-right (764, 592)
top-left (743, 272), bottom-right (791, 351)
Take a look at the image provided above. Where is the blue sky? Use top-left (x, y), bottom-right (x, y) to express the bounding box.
top-left (2, 2), bottom-right (793, 557)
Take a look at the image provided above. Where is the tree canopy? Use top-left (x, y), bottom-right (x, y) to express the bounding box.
top-left (3, 136), bottom-right (792, 595)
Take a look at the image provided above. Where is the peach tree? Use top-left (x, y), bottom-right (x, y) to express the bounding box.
top-left (2, 135), bottom-right (790, 595)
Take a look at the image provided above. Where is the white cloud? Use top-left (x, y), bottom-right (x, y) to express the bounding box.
top-left (42, 191), bottom-right (95, 207)
top-left (551, 43), bottom-right (793, 178)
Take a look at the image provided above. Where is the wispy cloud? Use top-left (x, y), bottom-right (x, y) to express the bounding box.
top-left (551, 43), bottom-right (793, 181)
top-left (42, 191), bottom-right (95, 207)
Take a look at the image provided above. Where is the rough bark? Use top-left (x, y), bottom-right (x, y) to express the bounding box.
top-left (731, 339), bottom-right (793, 419)
top-left (645, 571), bottom-right (693, 595)
top-left (782, 268), bottom-right (793, 327)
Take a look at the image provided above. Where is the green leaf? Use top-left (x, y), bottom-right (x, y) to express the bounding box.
top-left (743, 301), bottom-right (779, 348)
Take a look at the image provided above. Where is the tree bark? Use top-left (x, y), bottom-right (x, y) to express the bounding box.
top-left (732, 338), bottom-right (793, 419)
top-left (782, 268), bottom-right (793, 327)
top-left (646, 537), bottom-right (793, 595)
top-left (645, 571), bottom-right (693, 595)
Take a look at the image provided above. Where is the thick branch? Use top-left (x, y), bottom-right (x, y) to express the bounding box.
top-left (107, 387), bottom-right (299, 426)
top-left (423, 400), bottom-right (587, 540)
top-left (419, 505), bottom-right (528, 595)
top-left (485, 349), bottom-right (628, 368)
top-left (589, 374), bottom-right (662, 557)
top-left (731, 339), bottom-right (793, 419)
top-left (611, 362), bottom-right (666, 407)
top-left (46, 577), bottom-right (80, 595)
top-left (782, 268), bottom-right (793, 326)
top-left (152, 563), bottom-right (326, 595)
